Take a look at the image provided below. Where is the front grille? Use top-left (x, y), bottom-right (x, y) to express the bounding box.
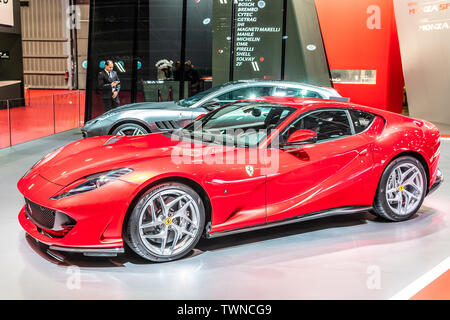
top-left (155, 120), bottom-right (179, 130)
top-left (25, 199), bottom-right (55, 230)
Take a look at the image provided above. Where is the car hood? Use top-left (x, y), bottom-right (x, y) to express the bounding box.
top-left (35, 134), bottom-right (177, 186)
top-left (34, 133), bottom-right (228, 186)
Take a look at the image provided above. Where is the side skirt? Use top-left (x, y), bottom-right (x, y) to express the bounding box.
top-left (206, 206), bottom-right (372, 239)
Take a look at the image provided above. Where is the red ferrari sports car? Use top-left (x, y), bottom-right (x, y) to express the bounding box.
top-left (18, 97), bottom-right (442, 262)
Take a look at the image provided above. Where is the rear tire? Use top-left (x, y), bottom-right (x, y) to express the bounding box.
top-left (372, 156), bottom-right (427, 221)
top-left (124, 182), bottom-right (205, 262)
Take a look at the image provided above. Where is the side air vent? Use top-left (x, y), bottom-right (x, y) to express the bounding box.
top-left (155, 121), bottom-right (179, 130)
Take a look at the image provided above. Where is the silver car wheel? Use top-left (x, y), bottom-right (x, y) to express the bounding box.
top-left (137, 188), bottom-right (200, 257)
top-left (385, 163), bottom-right (424, 216)
top-left (116, 125), bottom-right (147, 136)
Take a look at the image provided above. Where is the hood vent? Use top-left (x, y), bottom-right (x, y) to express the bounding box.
top-left (104, 137), bottom-right (122, 145)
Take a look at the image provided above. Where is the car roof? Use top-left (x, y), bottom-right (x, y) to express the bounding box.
top-left (247, 96), bottom-right (385, 116)
top-left (249, 96), bottom-right (348, 110)
top-left (229, 80), bottom-right (339, 95)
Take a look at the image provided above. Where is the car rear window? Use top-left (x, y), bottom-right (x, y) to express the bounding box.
top-left (349, 109), bottom-right (376, 134)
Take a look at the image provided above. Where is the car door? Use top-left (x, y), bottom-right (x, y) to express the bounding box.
top-left (265, 108), bottom-right (374, 222)
top-left (198, 103), bottom-right (296, 234)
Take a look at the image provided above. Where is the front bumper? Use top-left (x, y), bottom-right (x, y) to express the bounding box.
top-left (81, 119), bottom-right (112, 138)
top-left (428, 168), bottom-right (443, 195)
top-left (17, 173), bottom-right (137, 256)
top-left (81, 125), bottom-right (107, 138)
top-left (19, 206), bottom-right (125, 256)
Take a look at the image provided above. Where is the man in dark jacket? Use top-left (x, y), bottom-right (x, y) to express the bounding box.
top-left (184, 60), bottom-right (200, 95)
top-left (98, 60), bottom-right (120, 111)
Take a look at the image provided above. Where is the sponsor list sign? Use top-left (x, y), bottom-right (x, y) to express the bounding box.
top-left (233, 0), bottom-right (283, 78)
top-left (0, 0), bottom-right (14, 27)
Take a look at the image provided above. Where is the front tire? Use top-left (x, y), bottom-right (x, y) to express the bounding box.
top-left (112, 123), bottom-right (149, 136)
top-left (372, 156), bottom-right (427, 221)
top-left (125, 183), bottom-right (205, 262)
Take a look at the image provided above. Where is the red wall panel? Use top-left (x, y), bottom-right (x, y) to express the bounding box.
top-left (315, 0), bottom-right (404, 113)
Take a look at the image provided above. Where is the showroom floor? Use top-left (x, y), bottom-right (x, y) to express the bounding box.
top-left (0, 129), bottom-right (449, 299)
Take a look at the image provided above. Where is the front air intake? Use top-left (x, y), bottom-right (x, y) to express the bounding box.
top-left (25, 198), bottom-right (76, 237)
top-left (25, 199), bottom-right (55, 229)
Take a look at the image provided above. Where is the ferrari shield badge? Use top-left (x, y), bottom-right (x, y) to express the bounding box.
top-left (245, 165), bottom-right (254, 177)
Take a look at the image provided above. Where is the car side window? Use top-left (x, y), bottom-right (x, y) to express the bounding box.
top-left (214, 86), bottom-right (273, 105)
top-left (283, 110), bottom-right (352, 143)
top-left (274, 87), bottom-right (322, 99)
top-left (349, 109), bottom-right (376, 134)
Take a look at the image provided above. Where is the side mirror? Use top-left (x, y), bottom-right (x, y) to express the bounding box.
top-left (203, 99), bottom-right (220, 111)
top-left (285, 129), bottom-right (317, 146)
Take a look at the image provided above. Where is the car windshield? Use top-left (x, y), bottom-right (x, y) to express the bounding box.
top-left (181, 101), bottom-right (295, 147)
top-left (177, 82), bottom-right (236, 107)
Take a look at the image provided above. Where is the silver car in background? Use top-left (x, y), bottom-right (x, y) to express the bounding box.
top-left (81, 80), bottom-right (347, 137)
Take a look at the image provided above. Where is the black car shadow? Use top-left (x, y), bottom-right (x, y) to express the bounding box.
top-left (22, 206), bottom-right (443, 268)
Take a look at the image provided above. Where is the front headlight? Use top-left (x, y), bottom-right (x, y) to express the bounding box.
top-left (51, 168), bottom-right (133, 200)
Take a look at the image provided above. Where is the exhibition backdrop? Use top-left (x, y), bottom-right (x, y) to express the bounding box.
top-left (83, 0), bottom-right (447, 122)
top-left (85, 0), bottom-right (331, 120)
top-left (0, 0), bottom-right (24, 100)
top-left (315, 0), bottom-right (405, 114)
top-left (212, 0), bottom-right (330, 87)
top-left (394, 0), bottom-right (450, 125)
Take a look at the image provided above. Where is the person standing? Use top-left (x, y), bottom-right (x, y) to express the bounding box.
top-left (184, 60), bottom-right (201, 96)
top-left (98, 60), bottom-right (120, 112)
top-left (173, 61), bottom-right (182, 81)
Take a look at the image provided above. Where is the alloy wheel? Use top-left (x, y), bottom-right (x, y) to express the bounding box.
top-left (385, 162), bottom-right (424, 216)
top-left (137, 189), bottom-right (201, 257)
top-left (116, 125), bottom-right (147, 136)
